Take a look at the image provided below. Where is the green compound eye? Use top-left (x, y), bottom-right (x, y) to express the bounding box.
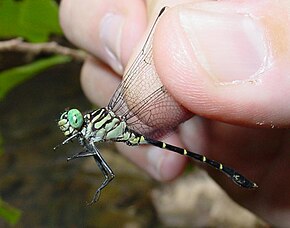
top-left (67, 109), bottom-right (84, 129)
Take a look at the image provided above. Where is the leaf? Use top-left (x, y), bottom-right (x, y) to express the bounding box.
top-left (0, 0), bottom-right (62, 42)
top-left (0, 55), bottom-right (71, 100)
top-left (0, 198), bottom-right (21, 226)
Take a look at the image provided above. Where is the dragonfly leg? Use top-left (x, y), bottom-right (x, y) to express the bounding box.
top-left (86, 142), bottom-right (115, 205)
top-left (67, 149), bottom-right (95, 161)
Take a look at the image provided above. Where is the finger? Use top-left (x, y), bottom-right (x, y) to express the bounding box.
top-left (81, 57), bottom-right (120, 107)
top-left (60, 0), bottom-right (147, 74)
top-left (154, 1), bottom-right (290, 128)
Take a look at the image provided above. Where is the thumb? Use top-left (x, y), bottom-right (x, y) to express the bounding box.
top-left (154, 1), bottom-right (290, 128)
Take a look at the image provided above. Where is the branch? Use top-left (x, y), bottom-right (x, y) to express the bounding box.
top-left (0, 38), bottom-right (87, 61)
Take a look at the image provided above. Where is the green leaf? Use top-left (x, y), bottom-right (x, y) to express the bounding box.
top-left (0, 198), bottom-right (21, 226)
top-left (0, 55), bottom-right (71, 100)
top-left (0, 0), bottom-right (62, 42)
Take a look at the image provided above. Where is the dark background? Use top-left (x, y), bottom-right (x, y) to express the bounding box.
top-left (0, 58), bottom-right (158, 227)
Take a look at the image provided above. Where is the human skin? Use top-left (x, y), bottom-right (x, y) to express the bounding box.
top-left (60, 0), bottom-right (290, 226)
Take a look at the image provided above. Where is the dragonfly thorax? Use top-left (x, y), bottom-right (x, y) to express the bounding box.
top-left (81, 108), bottom-right (128, 143)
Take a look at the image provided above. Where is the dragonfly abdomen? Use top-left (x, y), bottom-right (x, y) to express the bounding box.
top-left (144, 137), bottom-right (258, 189)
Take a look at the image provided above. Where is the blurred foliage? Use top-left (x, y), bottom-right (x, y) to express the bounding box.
top-left (0, 0), bottom-right (68, 225)
top-left (0, 0), bottom-right (66, 100)
top-left (0, 0), bottom-right (62, 42)
top-left (0, 198), bottom-right (22, 226)
top-left (0, 55), bottom-right (71, 100)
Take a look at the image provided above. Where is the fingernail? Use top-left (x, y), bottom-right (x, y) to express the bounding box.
top-left (179, 8), bottom-right (268, 83)
top-left (100, 13), bottom-right (124, 74)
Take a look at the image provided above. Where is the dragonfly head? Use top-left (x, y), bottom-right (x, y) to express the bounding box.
top-left (58, 108), bottom-right (84, 137)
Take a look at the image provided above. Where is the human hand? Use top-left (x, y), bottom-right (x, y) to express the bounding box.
top-left (60, 0), bottom-right (290, 226)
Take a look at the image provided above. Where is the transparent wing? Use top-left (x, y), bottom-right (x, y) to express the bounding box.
top-left (108, 7), bottom-right (189, 138)
top-left (108, 8), bottom-right (165, 112)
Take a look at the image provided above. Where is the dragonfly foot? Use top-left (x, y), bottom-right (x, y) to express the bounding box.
top-left (86, 189), bottom-right (101, 206)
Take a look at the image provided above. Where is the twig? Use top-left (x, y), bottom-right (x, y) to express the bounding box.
top-left (0, 38), bottom-right (87, 61)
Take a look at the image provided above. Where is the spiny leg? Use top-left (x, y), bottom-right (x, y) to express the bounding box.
top-left (67, 149), bottom-right (96, 161)
top-left (54, 133), bottom-right (80, 150)
top-left (86, 142), bottom-right (115, 205)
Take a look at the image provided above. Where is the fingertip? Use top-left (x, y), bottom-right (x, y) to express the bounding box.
top-left (60, 0), bottom-right (147, 74)
top-left (158, 151), bottom-right (188, 182)
top-left (154, 3), bottom-right (290, 127)
top-left (146, 133), bottom-right (189, 182)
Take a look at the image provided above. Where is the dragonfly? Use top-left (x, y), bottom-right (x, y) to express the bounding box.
top-left (56, 7), bottom-right (257, 204)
